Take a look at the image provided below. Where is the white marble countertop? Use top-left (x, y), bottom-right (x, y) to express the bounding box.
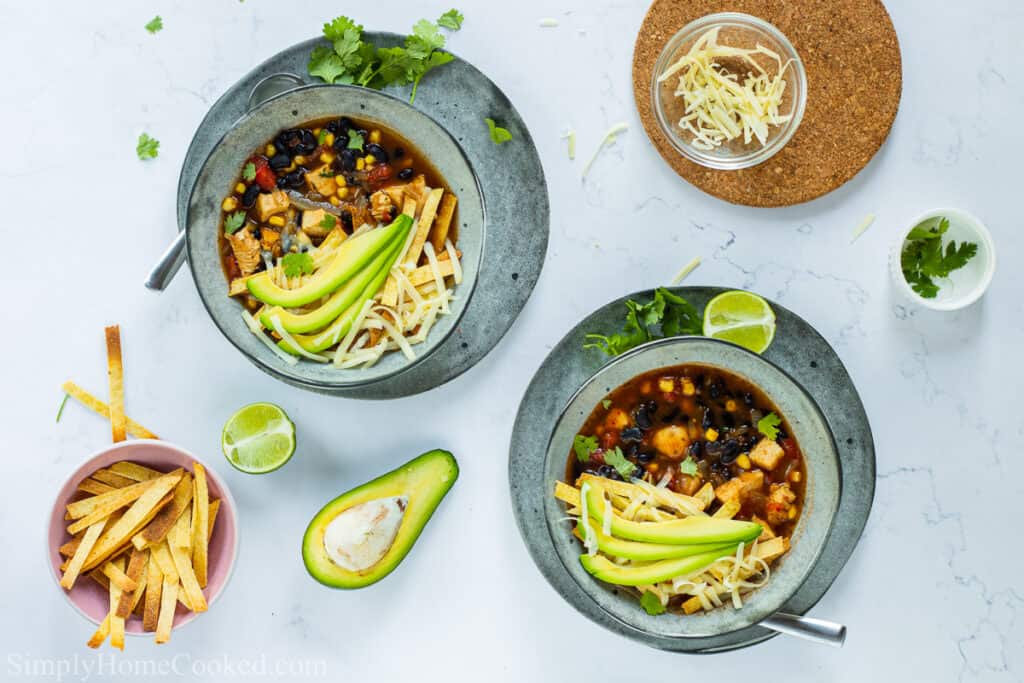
top-left (3, 0), bottom-right (1021, 680)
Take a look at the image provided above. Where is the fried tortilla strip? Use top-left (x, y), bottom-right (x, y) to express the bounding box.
top-left (105, 326), bottom-right (127, 443)
top-left (82, 470), bottom-right (183, 571)
top-left (149, 541), bottom-right (178, 582)
top-left (143, 556), bottom-right (163, 631)
top-left (155, 576), bottom-right (178, 644)
top-left (171, 507), bottom-right (192, 550)
top-left (101, 559), bottom-right (138, 593)
top-left (77, 478), bottom-right (116, 496)
top-left (208, 499), bottom-right (220, 537)
top-left (191, 464), bottom-right (210, 587)
top-left (108, 557), bottom-right (126, 650)
top-left (429, 192), bottom-right (458, 253)
top-left (406, 259), bottom-right (457, 287)
top-left (405, 188), bottom-right (443, 267)
top-left (132, 473), bottom-right (193, 550)
top-left (86, 614), bottom-right (111, 649)
top-left (66, 478), bottom-right (154, 520)
top-left (109, 461), bottom-right (163, 482)
top-left (91, 469), bottom-right (137, 489)
top-left (115, 548), bottom-right (148, 617)
top-left (712, 499), bottom-right (741, 519)
top-left (59, 531), bottom-right (85, 558)
top-left (170, 543), bottom-right (207, 612)
top-left (61, 381), bottom-right (159, 439)
top-left (60, 519), bottom-right (106, 589)
top-left (554, 481), bottom-right (580, 507)
top-left (228, 274), bottom-right (257, 297)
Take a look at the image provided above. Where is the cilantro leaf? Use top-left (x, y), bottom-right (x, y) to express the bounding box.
top-left (242, 162), bottom-right (256, 182)
top-left (603, 447), bottom-right (636, 480)
top-left (757, 412), bottom-right (782, 440)
top-left (224, 211), bottom-right (247, 234)
top-left (658, 289), bottom-right (702, 337)
top-left (640, 591), bottom-right (666, 615)
top-left (319, 214), bottom-right (337, 230)
top-left (585, 288), bottom-right (703, 356)
top-left (573, 435), bottom-right (598, 462)
top-left (347, 130), bottom-right (365, 150)
top-left (678, 457), bottom-right (699, 476)
top-left (145, 16), bottom-right (163, 34)
top-left (900, 217), bottom-right (978, 299)
top-left (136, 133), bottom-right (159, 160)
top-left (282, 252), bottom-right (315, 278)
top-left (485, 118), bottom-right (513, 145)
top-left (56, 394), bottom-right (69, 423)
top-left (602, 399), bottom-right (612, 409)
top-left (438, 9), bottom-right (464, 30)
top-left (308, 46), bottom-right (349, 84)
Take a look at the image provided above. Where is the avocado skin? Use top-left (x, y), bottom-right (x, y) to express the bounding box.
top-left (579, 546), bottom-right (737, 586)
top-left (302, 450), bottom-right (459, 589)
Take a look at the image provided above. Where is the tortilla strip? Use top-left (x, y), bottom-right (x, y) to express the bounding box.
top-left (405, 188), bottom-right (443, 267)
top-left (155, 577), bottom-right (178, 644)
top-left (712, 499), bottom-right (741, 519)
top-left (61, 381), bottom-right (159, 439)
top-left (101, 559), bottom-right (138, 593)
top-left (82, 471), bottom-right (183, 571)
top-left (143, 557), bottom-right (163, 631)
top-left (66, 478), bottom-right (156, 524)
top-left (109, 461), bottom-right (163, 482)
top-left (77, 478), bottom-right (116, 496)
top-left (406, 259), bottom-right (456, 287)
top-left (115, 548), bottom-right (148, 617)
top-left (87, 614), bottom-right (111, 649)
top-left (208, 499), bottom-right (220, 537)
top-left (228, 274), bottom-right (257, 296)
top-left (382, 184), bottom-right (404, 208)
top-left (60, 519), bottom-right (106, 589)
top-left (191, 464), bottom-right (209, 587)
top-left (429, 192), bottom-right (458, 253)
top-left (59, 535), bottom-right (83, 558)
top-left (149, 541), bottom-right (178, 583)
top-left (132, 473), bottom-right (193, 550)
top-left (105, 326), bottom-right (127, 443)
top-left (108, 557), bottom-right (126, 650)
top-left (91, 469), bottom-right (136, 489)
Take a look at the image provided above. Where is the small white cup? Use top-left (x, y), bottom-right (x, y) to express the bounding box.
top-left (890, 208), bottom-right (996, 311)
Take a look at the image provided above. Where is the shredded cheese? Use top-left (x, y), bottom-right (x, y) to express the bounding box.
top-left (561, 128), bottom-right (577, 160)
top-left (538, 17), bottom-right (559, 27)
top-left (671, 256), bottom-right (702, 284)
top-left (851, 213), bottom-right (876, 243)
top-left (582, 123), bottom-right (629, 179)
top-left (269, 316), bottom-right (329, 363)
top-left (242, 311), bottom-right (299, 366)
top-left (444, 239), bottom-right (463, 284)
top-left (578, 482), bottom-right (597, 556)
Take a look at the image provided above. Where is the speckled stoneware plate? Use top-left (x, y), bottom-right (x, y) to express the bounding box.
top-left (186, 85), bottom-right (485, 389)
top-left (546, 336), bottom-right (840, 638)
top-left (177, 34), bottom-right (548, 398)
top-left (510, 287), bottom-right (875, 653)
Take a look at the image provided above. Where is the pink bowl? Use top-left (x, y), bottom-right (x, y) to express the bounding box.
top-left (47, 440), bottom-right (239, 635)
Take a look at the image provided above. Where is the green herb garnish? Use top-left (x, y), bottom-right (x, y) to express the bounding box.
top-left (145, 16), bottom-right (163, 34)
top-left (437, 9), bottom-right (464, 30)
top-left (640, 591), bottom-right (666, 615)
top-left (900, 217), bottom-right (978, 299)
top-left (678, 457), bottom-right (699, 476)
top-left (603, 447), bottom-right (636, 480)
top-left (757, 412), bottom-right (781, 440)
top-left (317, 129), bottom-right (329, 144)
top-left (347, 130), bottom-right (365, 150)
top-left (320, 214), bottom-right (338, 230)
top-left (56, 394), bottom-right (69, 423)
top-left (307, 15), bottom-right (456, 103)
top-left (282, 252), bottom-right (315, 278)
top-left (585, 288), bottom-right (702, 356)
top-left (224, 211), bottom-right (247, 234)
top-left (242, 162), bottom-right (256, 181)
top-left (602, 399), bottom-right (612, 410)
top-left (136, 133), bottom-right (160, 160)
top-left (573, 434), bottom-right (598, 463)
top-left (485, 118), bottom-right (512, 145)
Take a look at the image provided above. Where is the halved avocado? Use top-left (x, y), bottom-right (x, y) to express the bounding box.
top-left (302, 450), bottom-right (458, 589)
top-left (584, 481), bottom-right (761, 545)
top-left (578, 522), bottom-right (737, 561)
top-left (579, 546), bottom-right (736, 586)
top-left (247, 214), bottom-right (412, 308)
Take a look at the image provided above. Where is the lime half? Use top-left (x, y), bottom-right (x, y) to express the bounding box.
top-left (221, 403), bottom-right (296, 474)
top-left (702, 291), bottom-right (777, 354)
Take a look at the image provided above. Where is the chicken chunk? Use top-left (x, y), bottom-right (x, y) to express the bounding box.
top-left (714, 470), bottom-right (765, 505)
top-left (306, 165), bottom-right (337, 197)
top-left (370, 191), bottom-right (394, 223)
top-left (604, 408), bottom-right (630, 431)
top-left (226, 228), bottom-right (261, 276)
top-left (652, 425), bottom-right (691, 459)
top-left (259, 228), bottom-right (281, 257)
top-left (751, 514), bottom-right (776, 540)
top-left (765, 483), bottom-right (797, 526)
top-left (750, 438), bottom-right (785, 471)
top-left (255, 189), bottom-right (290, 222)
top-left (301, 208), bottom-right (335, 237)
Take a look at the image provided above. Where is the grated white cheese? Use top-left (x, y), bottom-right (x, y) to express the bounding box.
top-left (422, 243), bottom-right (449, 314)
top-left (850, 213), bottom-right (876, 243)
top-left (332, 299), bottom-right (375, 367)
top-left (242, 311), bottom-right (298, 366)
top-left (561, 128), bottom-right (577, 160)
top-left (582, 122), bottom-right (629, 179)
top-left (269, 315), bottom-right (329, 363)
top-left (671, 256), bottom-right (702, 285)
top-left (538, 17), bottom-right (559, 27)
top-left (444, 239), bottom-right (463, 284)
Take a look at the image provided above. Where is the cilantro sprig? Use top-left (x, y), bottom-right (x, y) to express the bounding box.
top-left (585, 288), bottom-right (702, 356)
top-left (224, 211), bottom-right (247, 234)
top-left (757, 412), bottom-right (782, 440)
top-left (485, 118), bottom-right (512, 145)
top-left (242, 162), bottom-right (256, 182)
top-left (320, 214), bottom-right (338, 230)
top-left (307, 12), bottom-right (462, 103)
top-left (900, 217), bottom-right (978, 299)
top-left (603, 447), bottom-right (636, 480)
top-left (145, 16), bottom-right (163, 34)
top-left (640, 591), bottom-right (666, 616)
top-left (136, 133), bottom-right (160, 160)
top-left (282, 252), bottom-right (315, 278)
top-left (573, 434), bottom-right (598, 462)
top-left (678, 457), bottom-right (699, 476)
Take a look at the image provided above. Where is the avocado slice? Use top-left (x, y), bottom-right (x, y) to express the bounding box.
top-left (247, 214), bottom-right (412, 308)
top-left (578, 522), bottom-right (738, 561)
top-left (579, 546), bottom-right (737, 586)
top-left (302, 450), bottom-right (458, 589)
top-left (259, 230), bottom-right (407, 334)
top-left (584, 481), bottom-right (761, 545)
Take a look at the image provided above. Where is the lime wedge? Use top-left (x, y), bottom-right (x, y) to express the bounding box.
top-left (702, 291), bottom-right (776, 354)
top-left (221, 403), bottom-right (296, 474)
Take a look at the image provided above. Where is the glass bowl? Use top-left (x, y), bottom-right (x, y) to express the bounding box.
top-left (652, 12), bottom-right (807, 170)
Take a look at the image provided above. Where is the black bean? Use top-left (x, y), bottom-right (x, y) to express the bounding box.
top-left (296, 129), bottom-right (317, 154)
top-left (284, 169), bottom-right (306, 188)
top-left (620, 427), bottom-right (643, 443)
top-left (340, 210), bottom-right (353, 230)
top-left (633, 465), bottom-right (646, 479)
top-left (393, 147), bottom-right (405, 159)
top-left (251, 227), bottom-right (262, 240)
top-left (709, 382), bottom-right (723, 399)
top-left (687, 441), bottom-right (703, 459)
top-left (275, 129), bottom-right (302, 154)
top-left (332, 134), bottom-right (351, 154)
top-left (269, 154), bottom-right (291, 170)
top-left (364, 143), bottom-right (389, 162)
top-left (597, 465), bottom-right (622, 481)
top-left (635, 403), bottom-right (654, 430)
top-left (397, 167), bottom-right (414, 181)
top-left (339, 117), bottom-right (354, 130)
top-left (276, 176), bottom-right (288, 188)
top-left (339, 149), bottom-right (357, 171)
top-left (241, 184), bottom-right (260, 208)
top-left (635, 451), bottom-right (655, 464)
top-left (743, 391), bottom-right (755, 406)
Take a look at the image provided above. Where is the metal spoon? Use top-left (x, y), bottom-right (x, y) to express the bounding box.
top-left (761, 612), bottom-right (847, 647)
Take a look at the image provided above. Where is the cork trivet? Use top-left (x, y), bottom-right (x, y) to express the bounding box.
top-left (633, 0), bottom-right (902, 207)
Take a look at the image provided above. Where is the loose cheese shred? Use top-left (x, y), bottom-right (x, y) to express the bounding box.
top-left (444, 239), bottom-right (463, 284)
top-left (671, 256), bottom-right (702, 285)
top-left (582, 122), bottom-right (629, 179)
top-left (539, 17), bottom-right (559, 27)
top-left (851, 213), bottom-right (876, 243)
top-left (242, 311), bottom-right (298, 366)
top-left (561, 128), bottom-right (577, 160)
top-left (602, 498), bottom-right (613, 537)
top-left (579, 482), bottom-right (597, 556)
top-left (332, 299), bottom-right (375, 367)
top-left (269, 315), bottom-right (330, 363)
top-left (658, 27), bottom-right (794, 150)
top-left (422, 243), bottom-right (449, 314)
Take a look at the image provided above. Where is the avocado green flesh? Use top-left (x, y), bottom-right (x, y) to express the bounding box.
top-left (260, 233), bottom-right (405, 334)
top-left (302, 449), bottom-right (459, 589)
top-left (584, 481), bottom-right (761, 545)
top-left (579, 547), bottom-right (736, 586)
top-left (580, 522), bottom-right (738, 561)
top-left (247, 214), bottom-right (412, 308)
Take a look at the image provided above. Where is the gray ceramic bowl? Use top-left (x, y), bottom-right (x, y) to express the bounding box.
top-left (186, 85), bottom-right (485, 391)
top-left (544, 336), bottom-right (841, 638)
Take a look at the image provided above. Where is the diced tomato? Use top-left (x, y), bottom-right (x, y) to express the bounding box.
top-left (251, 156), bottom-right (277, 191)
top-left (366, 163), bottom-right (394, 185)
top-left (587, 450), bottom-right (606, 466)
top-left (779, 438), bottom-right (799, 461)
top-left (600, 431), bottom-right (619, 451)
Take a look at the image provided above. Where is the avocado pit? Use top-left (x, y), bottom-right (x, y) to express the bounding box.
top-left (323, 496), bottom-right (408, 572)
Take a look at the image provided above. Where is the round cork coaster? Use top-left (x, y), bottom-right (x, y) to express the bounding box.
top-left (633, 0), bottom-right (902, 207)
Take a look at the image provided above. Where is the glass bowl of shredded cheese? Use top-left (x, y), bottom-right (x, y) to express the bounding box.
top-left (652, 13), bottom-right (806, 170)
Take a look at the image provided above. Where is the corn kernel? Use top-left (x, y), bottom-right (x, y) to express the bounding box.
top-left (336, 176), bottom-right (347, 188)
top-left (790, 471), bottom-right (802, 483)
top-left (221, 197), bottom-right (238, 212)
top-left (736, 454), bottom-right (751, 470)
top-left (336, 186), bottom-right (349, 199)
top-left (364, 154), bottom-right (376, 165)
top-left (268, 215), bottom-right (285, 227)
top-left (328, 196), bottom-right (340, 206)
top-left (234, 183), bottom-right (246, 194)
top-left (705, 428), bottom-right (719, 442)
top-left (313, 127), bottom-right (322, 136)
top-left (658, 378), bottom-right (675, 393)
top-left (265, 144), bottom-right (276, 157)
top-left (725, 400), bottom-right (737, 411)
top-left (641, 381), bottom-right (652, 394)
top-left (356, 158), bottom-right (365, 171)
top-left (369, 130), bottom-right (381, 144)
top-left (682, 381), bottom-right (695, 396)
top-left (324, 132), bottom-right (335, 146)
top-left (788, 506), bottom-right (797, 520)
top-left (293, 155), bottom-right (306, 165)
top-left (319, 152), bottom-right (335, 164)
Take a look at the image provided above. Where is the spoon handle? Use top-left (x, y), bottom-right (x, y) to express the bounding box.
top-left (144, 231), bottom-right (186, 292)
top-left (761, 612), bottom-right (847, 647)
